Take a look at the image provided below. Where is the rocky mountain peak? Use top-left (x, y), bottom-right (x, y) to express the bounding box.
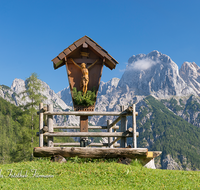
top-left (127, 50), bottom-right (173, 69)
top-left (108, 77), bottom-right (120, 87)
top-left (11, 78), bottom-right (26, 94)
top-left (179, 61), bottom-right (200, 95)
top-left (180, 62), bottom-right (200, 77)
top-left (98, 78), bottom-right (120, 96)
top-left (56, 86), bottom-right (73, 107)
top-left (118, 51), bottom-right (196, 98)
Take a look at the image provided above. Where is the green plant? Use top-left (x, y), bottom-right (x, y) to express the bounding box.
top-left (72, 87), bottom-right (96, 106)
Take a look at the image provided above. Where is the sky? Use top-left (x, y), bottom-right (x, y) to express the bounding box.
top-left (0, 0), bottom-right (200, 93)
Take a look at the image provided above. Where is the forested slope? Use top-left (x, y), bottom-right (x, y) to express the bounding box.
top-left (0, 97), bottom-right (39, 163)
top-left (136, 96), bottom-right (200, 170)
top-left (0, 97), bottom-right (75, 164)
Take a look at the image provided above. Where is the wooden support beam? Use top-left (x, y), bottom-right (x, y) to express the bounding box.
top-left (43, 131), bottom-right (138, 137)
top-left (109, 128), bottom-right (139, 146)
top-left (80, 116), bottom-right (88, 147)
top-left (113, 128), bottom-right (117, 146)
top-left (47, 104), bottom-right (53, 147)
top-left (107, 120), bottom-right (113, 148)
top-left (43, 111), bottom-right (132, 116)
top-left (53, 125), bottom-right (119, 130)
top-left (53, 142), bottom-right (120, 147)
top-left (109, 116), bottom-right (121, 127)
top-left (39, 103), bottom-right (43, 147)
top-left (120, 116), bottom-right (127, 148)
top-left (132, 104), bottom-right (137, 148)
top-left (33, 147), bottom-right (148, 159)
top-left (80, 116), bottom-right (88, 132)
top-left (110, 137), bottom-right (121, 145)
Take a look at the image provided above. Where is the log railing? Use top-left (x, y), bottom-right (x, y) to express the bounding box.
top-left (38, 103), bottom-right (138, 148)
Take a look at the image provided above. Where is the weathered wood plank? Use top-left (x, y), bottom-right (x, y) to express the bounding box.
top-left (133, 104), bottom-right (137, 148)
top-left (53, 125), bottom-right (119, 130)
top-left (52, 36), bottom-right (118, 70)
top-left (52, 56), bottom-right (60, 64)
top-left (107, 120), bottom-right (113, 148)
top-left (110, 116), bottom-right (121, 127)
top-left (110, 137), bottom-right (121, 145)
top-left (43, 111), bottom-right (126, 116)
top-left (39, 103), bottom-right (43, 147)
top-left (47, 104), bottom-right (53, 147)
top-left (63, 48), bottom-right (71, 56)
top-left (53, 142), bottom-right (120, 147)
top-left (80, 116), bottom-right (88, 132)
top-left (43, 105), bottom-right (138, 117)
top-left (33, 147), bottom-right (148, 159)
top-left (43, 111), bottom-right (133, 116)
top-left (85, 38), bottom-right (105, 56)
top-left (58, 52), bottom-right (66, 60)
top-left (68, 44), bottom-right (76, 51)
top-left (73, 37), bottom-right (85, 48)
top-left (43, 132), bottom-right (139, 137)
top-left (120, 116), bottom-right (127, 148)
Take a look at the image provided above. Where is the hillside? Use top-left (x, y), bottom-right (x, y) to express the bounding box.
top-left (135, 95), bottom-right (200, 170)
top-left (0, 97), bottom-right (75, 164)
top-left (161, 95), bottom-right (200, 128)
top-left (0, 97), bottom-right (37, 163)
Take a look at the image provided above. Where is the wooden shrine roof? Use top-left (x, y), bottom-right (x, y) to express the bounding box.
top-left (52, 36), bottom-right (118, 70)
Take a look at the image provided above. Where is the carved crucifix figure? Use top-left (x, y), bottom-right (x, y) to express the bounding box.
top-left (70, 58), bottom-right (98, 94)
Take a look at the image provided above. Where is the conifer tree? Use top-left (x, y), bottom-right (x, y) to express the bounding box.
top-left (21, 73), bottom-right (46, 159)
top-left (22, 73), bottom-right (45, 110)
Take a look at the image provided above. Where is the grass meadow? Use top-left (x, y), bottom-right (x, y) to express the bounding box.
top-left (0, 158), bottom-right (199, 190)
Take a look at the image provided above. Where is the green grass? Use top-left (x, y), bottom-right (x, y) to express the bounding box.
top-left (0, 159), bottom-right (200, 189)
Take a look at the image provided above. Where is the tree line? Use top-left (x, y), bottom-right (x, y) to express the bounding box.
top-left (0, 73), bottom-right (73, 164)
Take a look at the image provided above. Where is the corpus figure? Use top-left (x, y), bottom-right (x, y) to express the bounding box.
top-left (70, 58), bottom-right (98, 94)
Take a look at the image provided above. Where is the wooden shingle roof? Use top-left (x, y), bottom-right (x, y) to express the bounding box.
top-left (52, 36), bottom-right (118, 70)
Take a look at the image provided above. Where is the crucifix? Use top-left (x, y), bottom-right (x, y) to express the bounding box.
top-left (70, 58), bottom-right (98, 94)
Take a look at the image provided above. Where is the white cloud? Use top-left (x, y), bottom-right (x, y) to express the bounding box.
top-left (127, 58), bottom-right (158, 71)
